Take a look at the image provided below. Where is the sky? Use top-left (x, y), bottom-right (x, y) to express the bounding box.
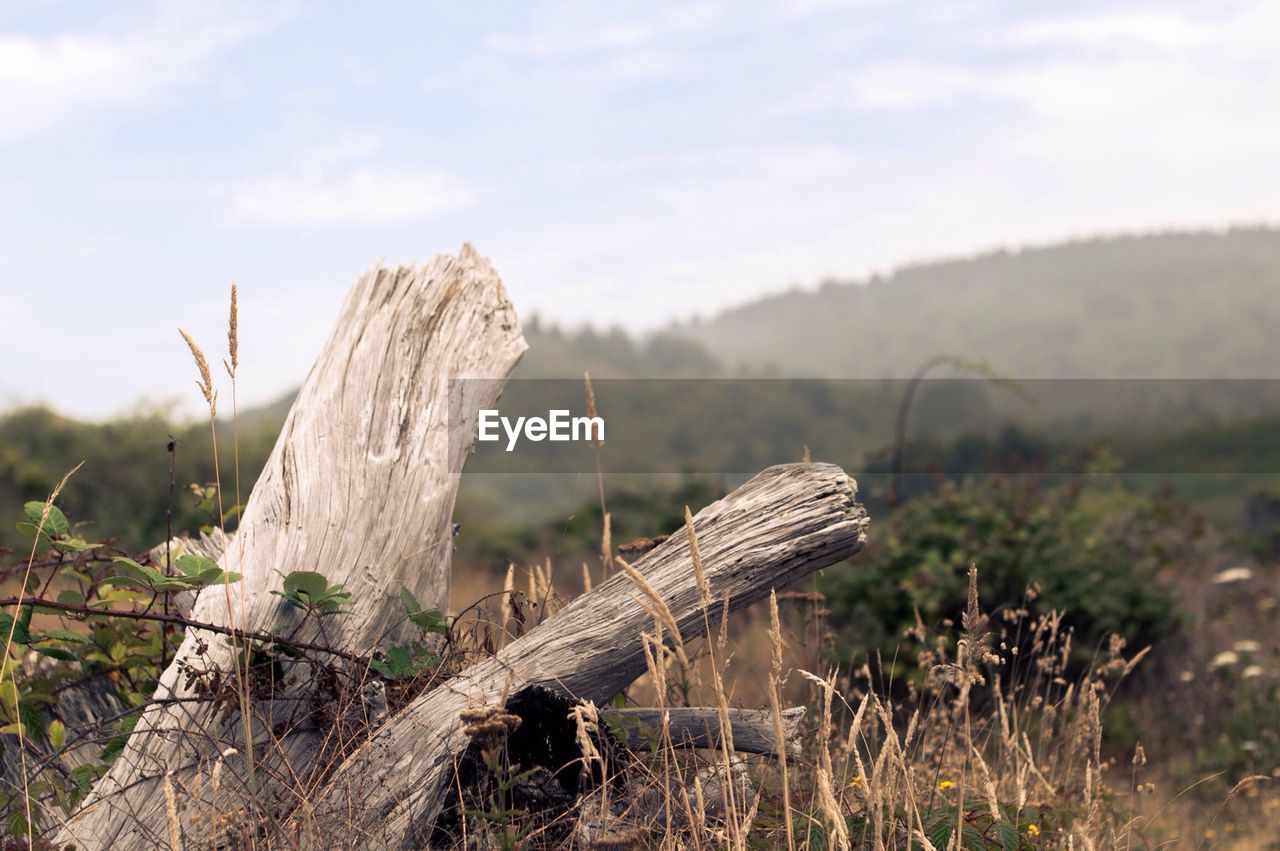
top-left (1, 0), bottom-right (1277, 418)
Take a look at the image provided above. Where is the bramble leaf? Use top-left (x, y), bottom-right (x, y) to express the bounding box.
top-left (24, 501), bottom-right (68, 537)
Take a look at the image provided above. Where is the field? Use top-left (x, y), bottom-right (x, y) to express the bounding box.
top-left (3, 249), bottom-right (1279, 849)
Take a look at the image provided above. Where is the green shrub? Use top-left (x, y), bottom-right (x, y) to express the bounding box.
top-left (821, 474), bottom-right (1187, 675)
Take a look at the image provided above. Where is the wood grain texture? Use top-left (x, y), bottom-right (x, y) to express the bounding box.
top-left (56, 245), bottom-right (526, 850)
top-left (610, 706), bottom-right (806, 757)
top-left (307, 461), bottom-right (868, 847)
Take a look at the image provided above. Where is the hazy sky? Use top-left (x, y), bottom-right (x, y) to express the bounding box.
top-left (2, 0), bottom-right (1277, 418)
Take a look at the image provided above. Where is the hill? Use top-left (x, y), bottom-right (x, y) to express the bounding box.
top-left (7, 229), bottom-right (1280, 554)
top-left (669, 228), bottom-right (1280, 378)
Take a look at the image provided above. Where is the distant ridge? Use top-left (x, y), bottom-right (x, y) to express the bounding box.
top-left (668, 228), bottom-right (1280, 379)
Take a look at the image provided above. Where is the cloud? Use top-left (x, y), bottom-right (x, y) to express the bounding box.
top-left (224, 136), bottom-right (480, 228)
top-left (780, 1), bottom-right (1280, 168)
top-left (484, 22), bottom-right (652, 58)
top-left (482, 2), bottom-right (724, 61)
top-left (0, 3), bottom-right (276, 144)
top-left (779, 0), bottom-right (894, 17)
top-left (601, 49), bottom-right (693, 81)
top-left (782, 60), bottom-right (986, 113)
top-left (995, 9), bottom-right (1211, 51)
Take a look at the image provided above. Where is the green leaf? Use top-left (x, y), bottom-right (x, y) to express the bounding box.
top-left (36, 646), bottom-right (77, 661)
top-left (24, 501), bottom-right (68, 537)
top-left (369, 643), bottom-right (438, 679)
top-left (994, 820), bottom-right (1020, 851)
top-left (71, 763), bottom-right (102, 790)
top-left (14, 521), bottom-right (52, 547)
top-left (193, 568), bottom-right (223, 585)
top-left (282, 571), bottom-right (330, 601)
top-left (175, 554), bottom-right (220, 577)
top-left (410, 609), bottom-right (448, 635)
top-left (0, 722), bottom-right (26, 738)
top-left (194, 567), bottom-right (230, 586)
top-left (401, 585), bottom-right (446, 632)
top-left (41, 628), bottom-right (87, 643)
top-left (99, 588), bottom-right (146, 604)
top-left (56, 589), bottom-right (85, 606)
top-left (960, 824), bottom-right (985, 849)
top-left (153, 578), bottom-right (199, 593)
top-left (0, 611), bottom-right (31, 645)
top-left (111, 557), bottom-right (164, 588)
top-left (53, 536), bottom-right (96, 553)
top-left (99, 575), bottom-right (152, 591)
top-left (399, 586), bottom-right (422, 614)
top-left (48, 719), bottom-right (65, 750)
top-left (102, 713), bottom-right (140, 761)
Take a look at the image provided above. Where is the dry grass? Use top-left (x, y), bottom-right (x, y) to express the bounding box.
top-left (438, 549), bottom-right (1279, 850)
top-left (12, 457), bottom-right (1275, 848)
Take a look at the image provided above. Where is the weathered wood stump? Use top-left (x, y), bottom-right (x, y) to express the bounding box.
top-left (56, 246), bottom-right (526, 849)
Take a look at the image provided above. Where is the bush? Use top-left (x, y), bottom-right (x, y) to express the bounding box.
top-left (821, 474), bottom-right (1188, 676)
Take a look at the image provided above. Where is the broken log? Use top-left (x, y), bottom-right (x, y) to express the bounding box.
top-left (55, 246), bottom-right (526, 850)
top-left (307, 461), bottom-right (867, 847)
top-left (609, 706), bottom-right (806, 758)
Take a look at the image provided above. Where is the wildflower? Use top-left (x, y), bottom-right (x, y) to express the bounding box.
top-left (1027, 823), bottom-right (1040, 837)
top-left (1213, 567), bottom-right (1252, 584)
top-left (937, 780), bottom-right (955, 790)
top-left (1243, 665), bottom-right (1264, 679)
top-left (1179, 670), bottom-right (1195, 682)
top-left (1211, 651), bottom-right (1239, 668)
top-left (847, 775), bottom-right (864, 789)
top-left (1234, 640), bottom-right (1261, 653)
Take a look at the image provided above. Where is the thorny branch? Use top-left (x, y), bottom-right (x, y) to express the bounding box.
top-left (0, 595), bottom-right (366, 663)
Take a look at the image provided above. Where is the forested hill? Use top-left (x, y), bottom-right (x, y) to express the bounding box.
top-left (6, 229), bottom-right (1280, 553)
top-left (667, 228), bottom-right (1280, 378)
top-left (512, 321), bottom-right (722, 378)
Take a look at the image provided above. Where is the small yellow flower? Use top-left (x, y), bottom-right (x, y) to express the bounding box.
top-left (1027, 823), bottom-right (1040, 837)
top-left (847, 775), bottom-right (864, 788)
top-left (937, 780), bottom-right (955, 790)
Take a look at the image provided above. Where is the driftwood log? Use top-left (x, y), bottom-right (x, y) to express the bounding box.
top-left (610, 706), bottom-right (806, 758)
top-left (306, 461), bottom-right (867, 847)
top-left (55, 246), bottom-right (526, 850)
top-left (50, 246), bottom-right (869, 850)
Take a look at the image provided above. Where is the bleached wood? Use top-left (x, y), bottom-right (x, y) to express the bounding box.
top-left (56, 245), bottom-right (526, 850)
top-left (610, 706), bottom-right (806, 757)
top-left (307, 461), bottom-right (867, 847)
